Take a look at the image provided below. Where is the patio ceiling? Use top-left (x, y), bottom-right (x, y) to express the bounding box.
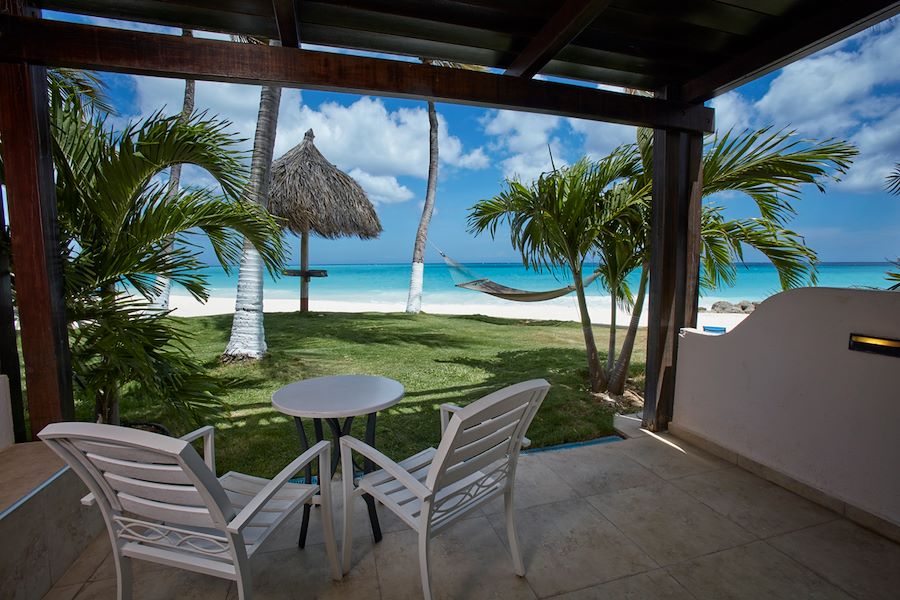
top-left (33, 0), bottom-right (900, 102)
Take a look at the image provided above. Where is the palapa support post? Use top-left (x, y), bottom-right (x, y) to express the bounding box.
top-left (643, 122), bottom-right (703, 433)
top-left (300, 229), bottom-right (310, 312)
top-left (0, 4), bottom-right (74, 437)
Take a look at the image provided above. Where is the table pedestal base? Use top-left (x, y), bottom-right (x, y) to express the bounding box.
top-left (293, 413), bottom-right (383, 548)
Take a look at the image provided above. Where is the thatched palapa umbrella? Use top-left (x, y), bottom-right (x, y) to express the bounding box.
top-left (268, 129), bottom-right (382, 311)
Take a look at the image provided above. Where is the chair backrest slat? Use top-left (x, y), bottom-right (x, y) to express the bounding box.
top-left (456, 405), bottom-right (528, 448)
top-left (118, 493), bottom-right (219, 529)
top-left (73, 439), bottom-right (179, 465)
top-left (440, 441), bottom-right (510, 487)
top-left (451, 419), bottom-right (520, 464)
top-left (426, 379), bottom-right (550, 512)
top-left (104, 472), bottom-right (204, 506)
top-left (87, 453), bottom-right (194, 485)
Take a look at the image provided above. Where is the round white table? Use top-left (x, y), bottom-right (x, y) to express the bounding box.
top-left (272, 375), bottom-right (404, 547)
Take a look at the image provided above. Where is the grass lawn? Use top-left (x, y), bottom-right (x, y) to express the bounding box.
top-left (117, 311), bottom-right (646, 477)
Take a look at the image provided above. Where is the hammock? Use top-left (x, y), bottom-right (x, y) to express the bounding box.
top-left (433, 243), bottom-right (602, 303)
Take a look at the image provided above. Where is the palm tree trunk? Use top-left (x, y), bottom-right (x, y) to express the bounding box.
top-left (157, 29), bottom-right (195, 310)
top-left (97, 282), bottom-right (122, 424)
top-left (572, 265), bottom-right (606, 393)
top-left (223, 80), bottom-right (282, 361)
top-left (607, 286), bottom-right (617, 373)
top-left (608, 262), bottom-right (648, 395)
top-left (406, 99), bottom-right (439, 314)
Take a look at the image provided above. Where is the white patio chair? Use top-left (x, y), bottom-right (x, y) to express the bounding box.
top-left (340, 379), bottom-right (550, 599)
top-left (38, 422), bottom-right (341, 600)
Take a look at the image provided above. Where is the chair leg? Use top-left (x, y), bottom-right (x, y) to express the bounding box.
top-left (112, 551), bottom-right (132, 600)
top-left (341, 445), bottom-right (355, 574)
top-left (504, 489), bottom-right (525, 576)
top-left (418, 528), bottom-right (434, 600)
top-left (320, 494), bottom-right (342, 581)
top-left (235, 569), bottom-right (253, 600)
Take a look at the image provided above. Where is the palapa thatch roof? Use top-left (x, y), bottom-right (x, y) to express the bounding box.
top-left (268, 129), bottom-right (382, 239)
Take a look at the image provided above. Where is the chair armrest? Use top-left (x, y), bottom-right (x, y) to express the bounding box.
top-left (181, 425), bottom-right (216, 472)
top-left (439, 403), bottom-right (463, 433)
top-left (340, 436), bottom-right (432, 500)
top-left (228, 440), bottom-right (330, 534)
top-left (81, 425), bottom-right (217, 507)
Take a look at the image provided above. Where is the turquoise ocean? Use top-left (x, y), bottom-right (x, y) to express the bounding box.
top-left (184, 262), bottom-right (895, 307)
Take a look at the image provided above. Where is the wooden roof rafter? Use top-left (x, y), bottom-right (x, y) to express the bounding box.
top-left (0, 15), bottom-right (716, 132)
top-left (504, 0), bottom-right (613, 79)
top-left (271, 0), bottom-right (301, 48)
top-left (31, 0), bottom-right (900, 98)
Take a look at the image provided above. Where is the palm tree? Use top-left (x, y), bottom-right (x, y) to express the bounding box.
top-left (53, 105), bottom-right (285, 424)
top-left (157, 29), bottom-right (196, 310)
top-left (603, 127), bottom-right (857, 394)
top-left (223, 41), bottom-right (283, 360)
top-left (469, 151), bottom-right (640, 393)
top-left (406, 61), bottom-right (487, 314)
top-left (406, 96), bottom-right (438, 313)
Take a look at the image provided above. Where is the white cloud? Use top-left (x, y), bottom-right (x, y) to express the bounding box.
top-left (710, 92), bottom-right (756, 134)
top-left (841, 104), bottom-right (900, 191)
top-left (481, 110), bottom-right (565, 180)
top-left (348, 169), bottom-right (414, 204)
top-left (126, 80), bottom-right (486, 204)
top-left (755, 24), bottom-right (900, 137)
top-left (567, 118), bottom-right (636, 159)
top-left (699, 22), bottom-right (900, 193)
top-left (282, 97), bottom-right (488, 178)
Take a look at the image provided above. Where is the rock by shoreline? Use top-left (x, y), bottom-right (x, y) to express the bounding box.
top-left (705, 300), bottom-right (758, 314)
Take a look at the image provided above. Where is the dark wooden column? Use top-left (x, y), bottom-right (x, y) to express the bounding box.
top-left (0, 197), bottom-right (26, 442)
top-left (642, 128), bottom-right (703, 432)
top-left (0, 17), bottom-right (74, 435)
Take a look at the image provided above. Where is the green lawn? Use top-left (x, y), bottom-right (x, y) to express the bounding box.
top-left (117, 311), bottom-right (646, 477)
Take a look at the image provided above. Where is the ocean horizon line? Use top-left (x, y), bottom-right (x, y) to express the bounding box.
top-left (201, 260), bottom-right (896, 268)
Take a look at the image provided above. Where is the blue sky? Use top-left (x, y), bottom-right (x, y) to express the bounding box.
top-left (52, 13), bottom-right (900, 265)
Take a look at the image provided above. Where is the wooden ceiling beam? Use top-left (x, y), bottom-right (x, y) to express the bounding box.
top-left (272, 0), bottom-right (301, 47)
top-left (505, 0), bottom-right (612, 78)
top-left (0, 15), bottom-right (715, 132)
top-left (681, 0), bottom-right (900, 102)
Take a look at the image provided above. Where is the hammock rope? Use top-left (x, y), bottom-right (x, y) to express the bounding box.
top-left (429, 240), bottom-right (602, 303)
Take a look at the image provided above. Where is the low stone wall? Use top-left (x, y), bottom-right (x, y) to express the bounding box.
top-left (0, 457), bottom-right (103, 600)
top-left (672, 287), bottom-right (900, 535)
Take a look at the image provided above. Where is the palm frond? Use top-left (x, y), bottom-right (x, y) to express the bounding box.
top-left (703, 127), bottom-right (857, 225)
top-left (701, 205), bottom-right (818, 291)
top-left (48, 68), bottom-right (114, 115)
top-left (886, 163), bottom-right (900, 196)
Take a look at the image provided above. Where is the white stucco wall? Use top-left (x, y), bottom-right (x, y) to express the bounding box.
top-left (672, 287), bottom-right (900, 527)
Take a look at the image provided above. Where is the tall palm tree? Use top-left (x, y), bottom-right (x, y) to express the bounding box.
top-left (223, 40), bottom-right (283, 361)
top-left (406, 97), bottom-right (438, 313)
top-left (469, 151), bottom-right (640, 392)
top-left (157, 29), bottom-right (196, 310)
top-left (53, 106), bottom-right (285, 424)
top-left (603, 127), bottom-right (857, 394)
top-left (406, 61), bottom-right (487, 314)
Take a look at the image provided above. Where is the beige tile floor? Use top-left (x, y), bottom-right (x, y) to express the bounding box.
top-left (44, 431), bottom-right (900, 599)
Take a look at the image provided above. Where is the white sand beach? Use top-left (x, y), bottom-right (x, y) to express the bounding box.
top-left (169, 293), bottom-right (749, 330)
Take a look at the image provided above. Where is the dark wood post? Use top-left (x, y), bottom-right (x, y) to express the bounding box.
top-left (0, 6), bottom-right (74, 436)
top-left (0, 196), bottom-right (26, 442)
top-left (642, 127), bottom-right (703, 432)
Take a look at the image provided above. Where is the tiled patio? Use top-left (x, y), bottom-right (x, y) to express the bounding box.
top-left (44, 423), bottom-right (900, 600)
